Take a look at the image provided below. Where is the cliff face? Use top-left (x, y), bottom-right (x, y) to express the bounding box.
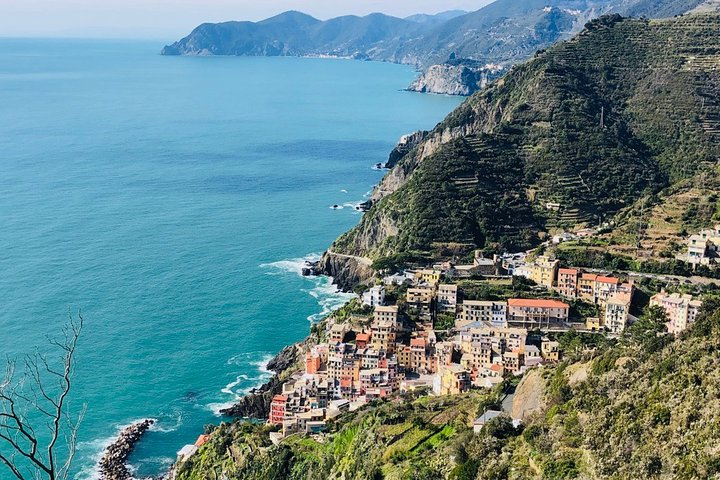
top-left (317, 251), bottom-right (374, 292)
top-left (385, 130), bottom-right (429, 169)
top-left (220, 345), bottom-right (301, 418)
top-left (407, 63), bottom-right (504, 96)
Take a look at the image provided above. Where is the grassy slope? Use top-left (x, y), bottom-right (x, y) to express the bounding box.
top-left (334, 14), bottom-right (720, 261)
top-left (174, 391), bottom-right (503, 480)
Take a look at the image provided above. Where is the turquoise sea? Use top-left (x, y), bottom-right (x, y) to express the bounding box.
top-left (0, 38), bottom-right (462, 478)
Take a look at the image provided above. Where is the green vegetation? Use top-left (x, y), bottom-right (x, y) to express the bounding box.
top-left (175, 391), bottom-right (503, 480)
top-left (333, 14), bottom-right (720, 262)
top-left (328, 298), bottom-right (372, 324)
top-left (555, 244), bottom-right (720, 278)
top-left (177, 298), bottom-right (720, 479)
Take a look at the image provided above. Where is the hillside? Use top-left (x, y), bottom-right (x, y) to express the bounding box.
top-left (172, 300), bottom-right (720, 480)
top-left (326, 13), bottom-right (720, 270)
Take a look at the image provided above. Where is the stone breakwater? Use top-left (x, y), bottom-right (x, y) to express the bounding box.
top-left (99, 419), bottom-right (155, 480)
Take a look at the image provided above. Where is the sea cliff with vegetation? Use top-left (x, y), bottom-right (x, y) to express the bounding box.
top-left (168, 11), bottom-right (720, 480)
top-left (327, 12), bottom-right (720, 281)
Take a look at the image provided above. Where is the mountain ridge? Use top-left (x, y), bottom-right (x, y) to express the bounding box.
top-left (162, 0), bottom-right (708, 64)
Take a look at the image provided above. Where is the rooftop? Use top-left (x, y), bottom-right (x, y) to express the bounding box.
top-left (559, 268), bottom-right (579, 275)
top-left (508, 298), bottom-right (569, 308)
top-left (596, 276), bottom-right (620, 284)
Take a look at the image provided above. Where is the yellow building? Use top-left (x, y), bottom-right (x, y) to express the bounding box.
top-left (373, 305), bottom-right (398, 324)
top-left (415, 269), bottom-right (441, 285)
top-left (528, 256), bottom-right (559, 289)
top-left (433, 364), bottom-right (470, 396)
top-left (586, 317), bottom-right (602, 331)
top-left (406, 286), bottom-right (435, 312)
top-left (541, 338), bottom-right (560, 361)
top-left (370, 319), bottom-right (397, 355)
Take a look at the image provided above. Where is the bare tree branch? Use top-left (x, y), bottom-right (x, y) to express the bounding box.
top-left (0, 313), bottom-right (85, 480)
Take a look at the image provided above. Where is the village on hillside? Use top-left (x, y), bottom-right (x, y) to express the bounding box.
top-left (175, 225), bottom-right (720, 460)
top-left (254, 236), bottom-right (715, 446)
top-left (170, 227), bottom-right (720, 472)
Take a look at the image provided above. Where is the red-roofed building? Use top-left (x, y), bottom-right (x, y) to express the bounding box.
top-left (557, 268), bottom-right (579, 298)
top-left (410, 337), bottom-right (426, 348)
top-left (507, 299), bottom-right (569, 329)
top-left (355, 333), bottom-right (370, 348)
top-left (194, 434), bottom-right (210, 447)
top-left (595, 276), bottom-right (621, 304)
top-left (270, 395), bottom-right (288, 425)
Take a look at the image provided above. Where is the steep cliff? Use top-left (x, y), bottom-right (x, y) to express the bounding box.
top-left (407, 62), bottom-right (504, 96)
top-left (316, 250), bottom-right (374, 292)
top-left (220, 345), bottom-right (303, 418)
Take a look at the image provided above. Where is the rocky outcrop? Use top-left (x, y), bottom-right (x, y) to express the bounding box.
top-left (266, 344), bottom-right (298, 373)
top-left (371, 123), bottom-right (474, 203)
top-left (99, 419), bottom-right (154, 480)
top-left (407, 62), bottom-right (503, 96)
top-left (317, 251), bottom-right (374, 292)
top-left (386, 131), bottom-right (429, 169)
top-left (511, 369), bottom-right (546, 421)
top-left (219, 376), bottom-right (283, 419)
top-left (220, 345), bottom-right (302, 418)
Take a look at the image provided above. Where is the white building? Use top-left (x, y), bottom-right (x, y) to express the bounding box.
top-left (437, 284), bottom-right (458, 313)
top-left (361, 285), bottom-right (385, 307)
top-left (605, 291), bottom-right (632, 333)
top-left (456, 301), bottom-right (508, 328)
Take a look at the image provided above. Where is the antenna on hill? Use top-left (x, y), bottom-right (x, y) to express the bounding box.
top-left (600, 106), bottom-right (605, 129)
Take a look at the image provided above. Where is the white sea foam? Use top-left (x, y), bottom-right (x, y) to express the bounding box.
top-left (262, 253), bottom-right (355, 323)
top-left (207, 255), bottom-right (354, 414)
top-left (149, 412), bottom-right (182, 433)
top-left (259, 253), bottom-right (322, 276)
top-left (305, 277), bottom-right (354, 322)
top-left (208, 353), bottom-right (275, 416)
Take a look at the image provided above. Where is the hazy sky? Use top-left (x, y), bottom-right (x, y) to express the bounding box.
top-left (0, 0), bottom-right (495, 39)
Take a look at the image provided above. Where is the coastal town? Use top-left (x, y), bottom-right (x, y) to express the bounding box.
top-left (175, 229), bottom-right (713, 453)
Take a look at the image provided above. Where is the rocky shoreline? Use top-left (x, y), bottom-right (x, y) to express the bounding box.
top-left (220, 345), bottom-right (300, 418)
top-left (99, 419), bottom-right (155, 480)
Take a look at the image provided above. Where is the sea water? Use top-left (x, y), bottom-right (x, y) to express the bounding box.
top-left (0, 38), bottom-right (462, 478)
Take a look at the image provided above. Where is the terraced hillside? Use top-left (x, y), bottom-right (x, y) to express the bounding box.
top-left (331, 14), bottom-right (720, 262)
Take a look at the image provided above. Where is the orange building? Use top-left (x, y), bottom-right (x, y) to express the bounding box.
top-left (270, 395), bottom-right (288, 425)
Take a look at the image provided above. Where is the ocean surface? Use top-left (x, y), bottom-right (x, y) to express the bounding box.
top-left (0, 39), bottom-right (462, 477)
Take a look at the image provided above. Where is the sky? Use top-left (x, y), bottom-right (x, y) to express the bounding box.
top-left (0, 0), bottom-right (495, 39)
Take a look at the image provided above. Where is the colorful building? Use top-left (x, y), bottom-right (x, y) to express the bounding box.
top-left (507, 299), bottom-right (570, 329)
top-left (650, 291), bottom-right (703, 334)
top-left (556, 268), bottom-right (579, 298)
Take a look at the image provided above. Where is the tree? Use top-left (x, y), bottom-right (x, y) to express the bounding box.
top-left (0, 314), bottom-right (85, 480)
top-left (628, 305), bottom-right (670, 355)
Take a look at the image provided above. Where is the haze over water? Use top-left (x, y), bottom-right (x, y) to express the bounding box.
top-left (0, 39), bottom-right (462, 477)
